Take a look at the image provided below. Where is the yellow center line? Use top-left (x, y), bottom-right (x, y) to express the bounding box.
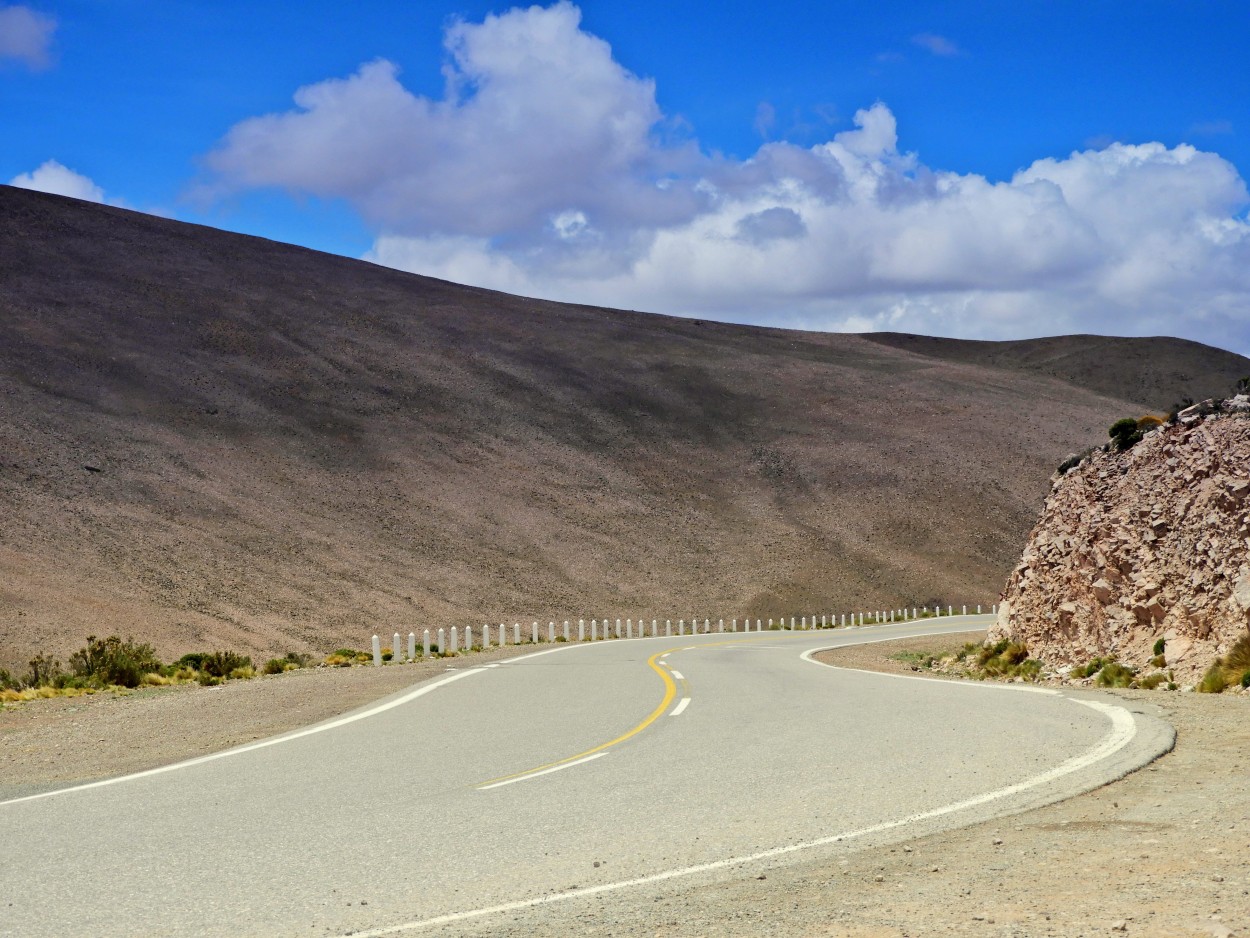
top-left (473, 633), bottom-right (788, 789)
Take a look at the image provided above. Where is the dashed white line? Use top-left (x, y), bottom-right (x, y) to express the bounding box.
top-left (669, 670), bottom-right (684, 680)
top-left (670, 697), bottom-right (691, 716)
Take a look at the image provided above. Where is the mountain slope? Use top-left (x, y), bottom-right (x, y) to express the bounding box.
top-left (3, 185), bottom-right (1246, 667)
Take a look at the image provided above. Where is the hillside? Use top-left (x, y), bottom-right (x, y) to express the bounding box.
top-left (2, 185), bottom-right (1247, 668)
top-left (863, 332), bottom-right (1249, 413)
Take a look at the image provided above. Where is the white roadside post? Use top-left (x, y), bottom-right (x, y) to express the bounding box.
top-left (666, 619), bottom-right (672, 636)
top-left (616, 618), bottom-right (622, 639)
top-left (977, 605), bottom-right (981, 615)
top-left (591, 620), bottom-right (598, 641)
top-left (962, 605), bottom-right (967, 616)
top-left (719, 618), bottom-right (724, 633)
top-left (437, 628), bottom-right (445, 655)
top-left (678, 619), bottom-right (685, 635)
top-left (393, 632), bottom-right (402, 661)
top-left (408, 632), bottom-right (416, 660)
top-left (482, 625), bottom-right (490, 648)
top-left (948, 605), bottom-right (953, 616)
top-left (579, 619), bottom-right (585, 642)
top-left (651, 618), bottom-right (657, 637)
top-left (549, 621), bottom-right (556, 642)
top-left (448, 627), bottom-right (457, 654)
top-left (513, 623), bottom-right (520, 644)
top-left (372, 634), bottom-right (381, 667)
top-left (626, 619), bottom-right (633, 639)
top-left (532, 621), bottom-right (538, 643)
top-left (422, 630), bottom-right (430, 658)
top-left (732, 618), bottom-right (738, 632)
top-left (563, 620), bottom-right (570, 642)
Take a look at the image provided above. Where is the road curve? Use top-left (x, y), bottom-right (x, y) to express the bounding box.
top-left (0, 617), bottom-right (1173, 937)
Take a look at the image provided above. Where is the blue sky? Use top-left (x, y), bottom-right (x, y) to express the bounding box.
top-left (4, 1), bottom-right (1249, 354)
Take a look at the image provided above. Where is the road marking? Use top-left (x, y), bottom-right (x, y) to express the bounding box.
top-left (670, 697), bottom-right (691, 716)
top-left (474, 649), bottom-right (678, 789)
top-left (476, 753), bottom-right (608, 790)
top-left (0, 668), bottom-right (487, 809)
top-left (348, 697), bottom-right (1138, 936)
top-left (668, 670), bottom-right (684, 680)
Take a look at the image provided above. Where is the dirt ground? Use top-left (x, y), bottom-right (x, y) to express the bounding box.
top-left (2, 632), bottom-right (1247, 937)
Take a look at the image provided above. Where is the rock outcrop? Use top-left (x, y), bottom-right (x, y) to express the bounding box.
top-left (992, 404), bottom-right (1250, 681)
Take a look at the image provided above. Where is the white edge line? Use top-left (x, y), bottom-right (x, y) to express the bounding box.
top-left (670, 697), bottom-right (691, 716)
top-left (476, 752), bottom-right (608, 791)
top-left (349, 697), bottom-right (1137, 936)
top-left (0, 667), bottom-right (488, 808)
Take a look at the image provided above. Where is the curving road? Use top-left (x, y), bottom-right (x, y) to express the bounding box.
top-left (0, 617), bottom-right (1172, 937)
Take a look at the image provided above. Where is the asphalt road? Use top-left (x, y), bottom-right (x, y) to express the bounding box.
top-left (0, 617), bottom-right (1173, 937)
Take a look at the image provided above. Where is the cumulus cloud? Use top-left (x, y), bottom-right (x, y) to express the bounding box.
top-left (0, 4), bottom-right (56, 69)
top-left (204, 2), bottom-right (1250, 354)
top-left (10, 159), bottom-right (106, 202)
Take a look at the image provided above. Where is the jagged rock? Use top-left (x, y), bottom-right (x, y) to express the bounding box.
top-left (992, 411), bottom-right (1250, 681)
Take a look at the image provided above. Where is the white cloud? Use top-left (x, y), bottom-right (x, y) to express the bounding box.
top-left (911, 33), bottom-right (962, 57)
top-left (10, 159), bottom-right (106, 202)
top-left (204, 2), bottom-right (1250, 355)
top-left (0, 5), bottom-right (55, 69)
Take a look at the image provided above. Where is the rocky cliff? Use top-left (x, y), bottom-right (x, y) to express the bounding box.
top-left (992, 401), bottom-right (1250, 682)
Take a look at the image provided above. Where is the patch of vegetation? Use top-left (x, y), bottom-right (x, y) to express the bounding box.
top-left (1153, 637), bottom-right (1166, 657)
top-left (1109, 417), bottom-right (1143, 451)
top-left (69, 634), bottom-right (162, 689)
top-left (1096, 662), bottom-right (1136, 688)
top-left (1136, 673), bottom-right (1166, 690)
top-left (971, 639), bottom-right (1041, 681)
top-left (1197, 633), bottom-right (1250, 694)
top-left (890, 650), bottom-right (938, 670)
top-left (1071, 656), bottom-right (1117, 679)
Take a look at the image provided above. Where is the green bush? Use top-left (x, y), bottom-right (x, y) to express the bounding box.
top-left (0, 668), bottom-right (18, 690)
top-left (1072, 656), bottom-right (1116, 679)
top-left (69, 635), bottom-right (163, 689)
top-left (1152, 637), bottom-right (1166, 657)
top-left (1108, 418), bottom-right (1143, 452)
top-left (25, 653), bottom-right (64, 689)
top-left (198, 650), bottom-right (252, 678)
top-left (175, 652), bottom-right (206, 671)
top-left (1135, 673), bottom-right (1166, 690)
top-left (1241, 671), bottom-right (1250, 689)
top-left (1096, 662), bottom-right (1136, 687)
top-left (263, 658), bottom-right (286, 675)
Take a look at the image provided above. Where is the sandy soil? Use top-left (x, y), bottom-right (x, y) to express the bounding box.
top-left (3, 634), bottom-right (1247, 936)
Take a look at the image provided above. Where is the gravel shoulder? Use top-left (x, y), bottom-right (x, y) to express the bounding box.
top-left (3, 632), bottom-right (1247, 937)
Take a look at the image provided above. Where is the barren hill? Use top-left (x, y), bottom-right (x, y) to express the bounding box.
top-left (2, 185), bottom-right (1246, 668)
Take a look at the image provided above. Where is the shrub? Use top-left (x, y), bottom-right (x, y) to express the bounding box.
top-left (331, 648), bottom-right (360, 659)
top-left (198, 650), bottom-right (252, 678)
top-left (1096, 662), bottom-right (1136, 687)
top-left (263, 658), bottom-right (286, 675)
top-left (0, 668), bottom-right (18, 691)
top-left (381, 648), bottom-right (393, 662)
top-left (1150, 654), bottom-right (1166, 668)
top-left (324, 654), bottom-right (353, 667)
top-left (1108, 418), bottom-right (1143, 452)
top-left (1197, 665), bottom-right (1228, 694)
top-left (1135, 673), bottom-right (1166, 690)
top-left (176, 652), bottom-right (206, 671)
top-left (1152, 637), bottom-right (1166, 657)
top-left (69, 635), bottom-right (163, 689)
top-left (1241, 671), bottom-right (1250, 689)
top-left (229, 666), bottom-right (256, 680)
top-left (1072, 657), bottom-right (1116, 679)
top-left (1136, 415), bottom-right (1164, 432)
top-left (283, 651), bottom-right (312, 668)
top-left (25, 653), bottom-right (64, 689)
